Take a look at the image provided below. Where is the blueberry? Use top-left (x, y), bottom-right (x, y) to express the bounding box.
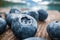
top-left (5, 8), bottom-right (20, 17)
top-left (5, 8), bottom-right (20, 26)
top-left (9, 8), bottom-right (20, 13)
top-left (0, 16), bottom-right (7, 34)
top-left (23, 37), bottom-right (47, 40)
top-left (6, 14), bottom-right (19, 26)
top-left (47, 21), bottom-right (60, 40)
top-left (22, 11), bottom-right (39, 21)
top-left (11, 14), bottom-right (37, 40)
top-left (37, 9), bottom-right (48, 21)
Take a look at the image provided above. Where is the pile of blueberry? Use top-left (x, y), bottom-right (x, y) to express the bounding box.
top-left (0, 8), bottom-right (53, 40)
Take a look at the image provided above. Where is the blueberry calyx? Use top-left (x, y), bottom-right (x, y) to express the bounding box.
top-left (21, 16), bottom-right (32, 25)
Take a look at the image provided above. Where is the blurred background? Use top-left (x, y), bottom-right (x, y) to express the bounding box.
top-left (0, 0), bottom-right (60, 11)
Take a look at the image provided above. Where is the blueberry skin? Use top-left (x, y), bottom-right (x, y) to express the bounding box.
top-left (37, 9), bottom-right (48, 21)
top-left (22, 11), bottom-right (39, 21)
top-left (0, 16), bottom-right (6, 34)
top-left (6, 14), bottom-right (19, 26)
top-left (23, 37), bottom-right (47, 40)
top-left (47, 21), bottom-right (60, 40)
top-left (11, 14), bottom-right (37, 40)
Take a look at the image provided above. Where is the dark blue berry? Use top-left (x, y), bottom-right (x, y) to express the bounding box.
top-left (0, 16), bottom-right (7, 34)
top-left (6, 14), bottom-right (19, 26)
top-left (9, 8), bottom-right (20, 13)
top-left (5, 8), bottom-right (20, 17)
top-left (47, 21), bottom-right (60, 40)
top-left (37, 9), bottom-right (48, 21)
top-left (11, 14), bottom-right (37, 40)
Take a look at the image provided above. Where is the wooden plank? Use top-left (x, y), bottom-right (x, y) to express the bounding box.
top-left (0, 10), bottom-right (60, 40)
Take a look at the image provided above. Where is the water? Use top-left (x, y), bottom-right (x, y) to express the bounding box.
top-left (0, 1), bottom-right (60, 11)
top-left (48, 4), bottom-right (60, 11)
top-left (38, 4), bottom-right (60, 11)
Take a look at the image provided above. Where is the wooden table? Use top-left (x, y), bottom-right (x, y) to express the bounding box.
top-left (0, 10), bottom-right (60, 40)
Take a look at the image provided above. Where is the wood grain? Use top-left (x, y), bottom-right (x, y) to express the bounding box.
top-left (0, 10), bottom-right (60, 40)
